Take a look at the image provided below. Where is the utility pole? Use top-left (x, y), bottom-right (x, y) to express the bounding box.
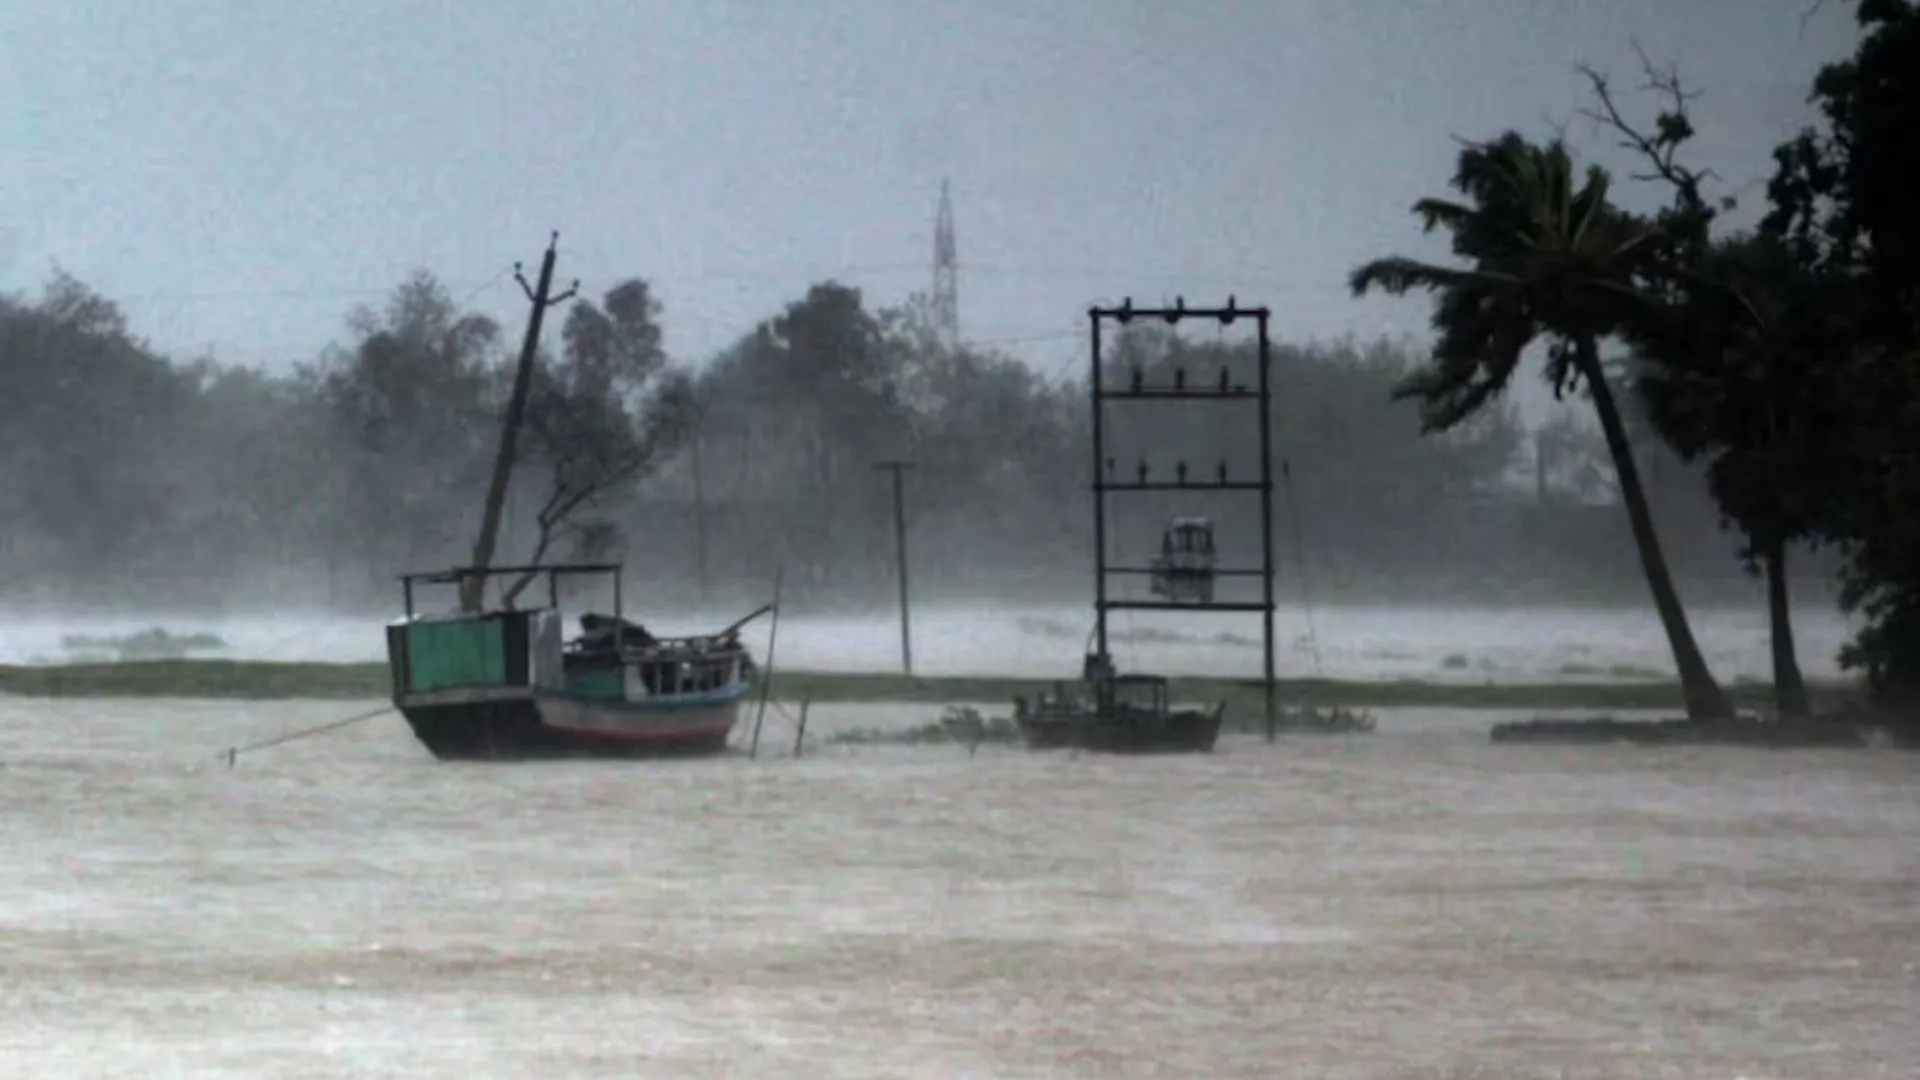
top-left (463, 232), bottom-right (578, 612)
top-left (1535, 431), bottom-right (1550, 505)
top-left (690, 430), bottom-right (711, 604)
top-left (875, 460), bottom-right (915, 676)
top-left (1086, 297), bottom-right (1279, 740)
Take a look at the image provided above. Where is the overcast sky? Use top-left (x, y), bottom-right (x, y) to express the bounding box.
top-left (0, 0), bottom-right (1856, 420)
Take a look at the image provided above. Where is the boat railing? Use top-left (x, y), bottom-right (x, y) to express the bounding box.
top-left (614, 633), bottom-right (750, 659)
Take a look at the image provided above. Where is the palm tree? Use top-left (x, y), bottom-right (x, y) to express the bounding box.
top-left (1350, 132), bottom-right (1736, 721)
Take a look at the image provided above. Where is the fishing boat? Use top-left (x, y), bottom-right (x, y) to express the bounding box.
top-left (384, 562), bottom-right (769, 760)
top-left (1013, 652), bottom-right (1226, 754)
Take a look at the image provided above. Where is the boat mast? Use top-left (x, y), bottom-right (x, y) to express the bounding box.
top-left (462, 233), bottom-right (578, 612)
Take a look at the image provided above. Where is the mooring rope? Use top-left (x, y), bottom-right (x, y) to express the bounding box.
top-left (218, 705), bottom-right (395, 767)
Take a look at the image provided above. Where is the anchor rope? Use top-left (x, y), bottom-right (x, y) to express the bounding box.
top-left (218, 705), bottom-right (395, 766)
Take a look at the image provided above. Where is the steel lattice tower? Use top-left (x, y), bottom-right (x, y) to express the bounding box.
top-left (932, 178), bottom-right (959, 352)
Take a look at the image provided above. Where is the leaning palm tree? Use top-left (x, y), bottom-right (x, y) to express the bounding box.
top-left (1351, 132), bottom-right (1736, 721)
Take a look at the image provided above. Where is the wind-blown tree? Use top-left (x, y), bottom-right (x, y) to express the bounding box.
top-left (0, 274), bottom-right (196, 591)
top-left (316, 271), bottom-right (501, 577)
top-left (882, 295), bottom-right (1080, 511)
top-left (1631, 234), bottom-right (1861, 716)
top-left (886, 330), bottom-right (1086, 589)
top-left (168, 360), bottom-right (336, 593)
top-left (1765, 0), bottom-right (1920, 713)
top-left (1575, 43), bottom-right (1857, 717)
top-left (1349, 132), bottom-right (1736, 719)
top-left (502, 278), bottom-right (697, 604)
top-left (1768, 0), bottom-right (1918, 345)
top-left (687, 282), bottom-right (911, 594)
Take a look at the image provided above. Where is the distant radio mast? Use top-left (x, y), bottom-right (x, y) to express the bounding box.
top-left (932, 178), bottom-right (959, 352)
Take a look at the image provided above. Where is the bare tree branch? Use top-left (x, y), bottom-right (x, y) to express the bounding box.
top-left (1540, 108), bottom-right (1574, 145)
top-left (500, 462), bottom-right (604, 606)
top-left (499, 387), bottom-right (690, 607)
top-left (1575, 39), bottom-right (1719, 209)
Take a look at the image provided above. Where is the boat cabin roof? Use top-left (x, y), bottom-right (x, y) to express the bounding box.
top-left (396, 562), bottom-right (625, 622)
top-left (400, 562), bottom-right (622, 587)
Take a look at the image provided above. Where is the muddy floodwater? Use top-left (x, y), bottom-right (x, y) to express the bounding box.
top-left (3, 699), bottom-right (1916, 1077)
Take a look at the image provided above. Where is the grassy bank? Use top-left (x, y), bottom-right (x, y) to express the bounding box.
top-left (0, 659), bottom-right (1867, 711)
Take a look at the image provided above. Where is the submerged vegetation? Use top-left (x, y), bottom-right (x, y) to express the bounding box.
top-left (826, 707), bottom-right (1025, 747)
top-left (1490, 715), bottom-right (1873, 748)
top-left (57, 628), bottom-right (228, 662)
top-left (826, 702), bottom-right (1379, 747)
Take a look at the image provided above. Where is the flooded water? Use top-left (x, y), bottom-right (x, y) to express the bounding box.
top-left (0, 600), bottom-right (1862, 685)
top-left (4, 699), bottom-right (1916, 1077)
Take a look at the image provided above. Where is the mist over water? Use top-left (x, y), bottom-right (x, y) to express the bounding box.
top-left (1, 600), bottom-right (1857, 685)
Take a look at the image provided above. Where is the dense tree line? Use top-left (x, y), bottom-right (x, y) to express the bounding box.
top-left (0, 263), bottom-right (1764, 617)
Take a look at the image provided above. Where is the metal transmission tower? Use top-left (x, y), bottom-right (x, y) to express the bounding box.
top-left (931, 178), bottom-right (959, 351)
top-left (1087, 297), bottom-right (1280, 740)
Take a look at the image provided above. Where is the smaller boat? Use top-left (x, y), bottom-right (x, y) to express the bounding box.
top-left (1149, 515), bottom-right (1218, 604)
top-left (385, 562), bottom-right (768, 761)
top-left (1013, 654), bottom-right (1226, 754)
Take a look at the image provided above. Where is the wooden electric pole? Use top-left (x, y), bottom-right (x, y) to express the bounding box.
top-left (691, 431), bottom-right (711, 604)
top-left (875, 460), bottom-right (915, 676)
top-left (463, 233), bottom-right (578, 611)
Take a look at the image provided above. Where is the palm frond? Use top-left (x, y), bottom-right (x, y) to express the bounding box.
top-left (1564, 167), bottom-right (1614, 248)
top-left (1354, 130), bottom-right (1692, 435)
top-left (1392, 357), bottom-right (1511, 433)
top-left (1349, 257), bottom-right (1517, 298)
top-left (1411, 198), bottom-right (1476, 234)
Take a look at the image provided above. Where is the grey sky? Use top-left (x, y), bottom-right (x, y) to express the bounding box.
top-left (1, 1), bottom-right (1854, 421)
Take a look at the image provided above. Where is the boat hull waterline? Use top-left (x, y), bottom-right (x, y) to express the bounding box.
top-left (1016, 706), bottom-right (1226, 754)
top-left (397, 686), bottom-right (749, 761)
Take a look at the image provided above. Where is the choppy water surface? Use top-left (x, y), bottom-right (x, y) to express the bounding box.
top-left (3, 699), bottom-right (1916, 1077)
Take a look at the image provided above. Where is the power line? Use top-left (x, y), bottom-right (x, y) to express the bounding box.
top-left (457, 265), bottom-right (518, 307)
top-left (73, 261), bottom-right (1356, 308)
